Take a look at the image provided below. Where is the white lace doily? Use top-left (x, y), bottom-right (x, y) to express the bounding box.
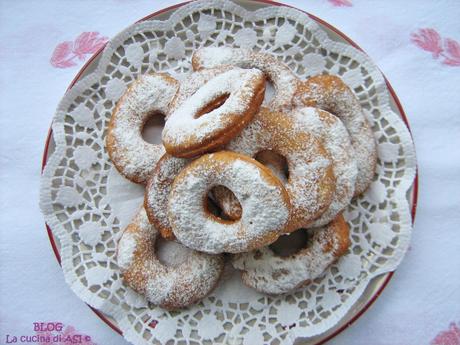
top-left (39, 1), bottom-right (417, 344)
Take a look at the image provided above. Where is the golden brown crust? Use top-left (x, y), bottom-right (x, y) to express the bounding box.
top-left (319, 213), bottom-right (350, 257)
top-left (293, 74), bottom-right (377, 196)
top-left (226, 108), bottom-right (336, 231)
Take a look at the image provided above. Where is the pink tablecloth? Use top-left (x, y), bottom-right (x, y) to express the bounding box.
top-left (1, 1), bottom-right (459, 344)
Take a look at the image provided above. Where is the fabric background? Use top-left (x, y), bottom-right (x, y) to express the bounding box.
top-left (0, 1), bottom-right (459, 344)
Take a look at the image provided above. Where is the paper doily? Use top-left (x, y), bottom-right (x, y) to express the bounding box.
top-left (40, 1), bottom-right (417, 344)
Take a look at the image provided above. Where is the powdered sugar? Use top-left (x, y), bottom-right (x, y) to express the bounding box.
top-left (256, 151), bottom-right (289, 184)
top-left (226, 108), bottom-right (335, 230)
top-left (145, 154), bottom-right (190, 240)
top-left (106, 73), bottom-right (178, 184)
top-left (162, 68), bottom-right (264, 153)
top-left (116, 207), bottom-right (224, 309)
top-left (293, 76), bottom-right (377, 195)
top-left (168, 152), bottom-right (290, 254)
top-left (192, 47), bottom-right (299, 110)
top-left (292, 107), bottom-right (358, 227)
top-left (117, 232), bottom-right (137, 270)
top-left (156, 237), bottom-right (193, 266)
top-left (232, 218), bottom-right (346, 295)
top-left (168, 66), bottom-right (232, 115)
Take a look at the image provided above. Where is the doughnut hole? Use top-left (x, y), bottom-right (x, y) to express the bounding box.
top-left (269, 229), bottom-right (313, 257)
top-left (255, 150), bottom-right (289, 183)
top-left (155, 236), bottom-right (193, 266)
top-left (141, 112), bottom-right (165, 144)
top-left (207, 185), bottom-right (242, 222)
top-left (205, 193), bottom-right (224, 218)
top-left (194, 93), bottom-right (230, 119)
top-left (262, 79), bottom-right (275, 106)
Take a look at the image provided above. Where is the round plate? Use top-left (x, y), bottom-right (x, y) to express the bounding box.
top-left (41, 1), bottom-right (418, 344)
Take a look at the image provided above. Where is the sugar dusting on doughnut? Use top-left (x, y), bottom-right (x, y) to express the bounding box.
top-left (163, 68), bottom-right (265, 157)
top-left (294, 75), bottom-right (377, 195)
top-left (116, 207), bottom-right (224, 309)
top-left (145, 154), bottom-right (190, 240)
top-left (168, 152), bottom-right (290, 254)
top-left (117, 232), bottom-right (137, 270)
top-left (292, 107), bottom-right (358, 227)
top-left (106, 73), bottom-right (178, 184)
top-left (213, 151), bottom-right (291, 222)
top-left (231, 214), bottom-right (350, 295)
top-left (168, 66), bottom-right (233, 115)
top-left (255, 151), bottom-right (289, 184)
top-left (156, 238), bottom-right (193, 266)
top-left (226, 108), bottom-right (335, 230)
top-left (192, 47), bottom-right (300, 110)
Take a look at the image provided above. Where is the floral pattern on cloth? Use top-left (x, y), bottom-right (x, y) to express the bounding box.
top-left (50, 32), bottom-right (108, 68)
top-left (431, 322), bottom-right (460, 345)
top-left (328, 0), bottom-right (353, 7)
top-left (411, 28), bottom-right (460, 66)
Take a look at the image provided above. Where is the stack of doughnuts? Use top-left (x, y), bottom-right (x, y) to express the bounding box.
top-left (108, 47), bottom-right (377, 309)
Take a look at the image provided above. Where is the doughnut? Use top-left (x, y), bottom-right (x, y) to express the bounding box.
top-left (144, 153), bottom-right (190, 241)
top-left (106, 73), bottom-right (179, 184)
top-left (293, 75), bottom-right (377, 195)
top-left (231, 214), bottom-right (350, 295)
top-left (212, 150), bottom-right (288, 221)
top-left (292, 107), bottom-right (358, 227)
top-left (226, 108), bottom-right (335, 231)
top-left (162, 68), bottom-right (265, 158)
top-left (168, 151), bottom-right (291, 254)
top-left (192, 47), bottom-right (300, 110)
top-left (116, 207), bottom-right (224, 310)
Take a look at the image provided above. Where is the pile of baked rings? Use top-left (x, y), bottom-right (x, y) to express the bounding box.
top-left (107, 47), bottom-right (377, 310)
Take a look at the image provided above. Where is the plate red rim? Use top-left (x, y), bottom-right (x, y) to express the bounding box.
top-left (40, 0), bottom-right (419, 342)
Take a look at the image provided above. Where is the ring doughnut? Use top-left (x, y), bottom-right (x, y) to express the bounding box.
top-left (231, 214), bottom-right (350, 295)
top-left (145, 154), bottom-right (190, 241)
top-left (106, 73), bottom-right (179, 184)
top-left (192, 47), bottom-right (300, 110)
top-left (168, 151), bottom-right (291, 254)
top-left (162, 68), bottom-right (265, 158)
top-left (212, 150), bottom-right (288, 221)
top-left (116, 207), bottom-right (224, 309)
top-left (293, 107), bottom-right (358, 227)
top-left (226, 108), bottom-right (335, 231)
top-left (293, 75), bottom-right (377, 195)
top-left (144, 150), bottom-right (243, 240)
